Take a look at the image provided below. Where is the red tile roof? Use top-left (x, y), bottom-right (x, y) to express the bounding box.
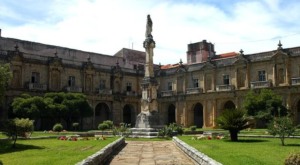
top-left (217, 52), bottom-right (238, 58)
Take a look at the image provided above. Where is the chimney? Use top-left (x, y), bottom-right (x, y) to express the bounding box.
top-left (0, 29), bottom-right (1, 37)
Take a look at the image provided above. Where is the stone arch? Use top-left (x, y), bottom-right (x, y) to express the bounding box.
top-left (167, 104), bottom-right (176, 124)
top-left (94, 103), bottom-right (110, 127)
top-left (223, 100), bottom-right (236, 110)
top-left (123, 104), bottom-right (136, 126)
top-left (193, 103), bottom-right (203, 128)
top-left (297, 100), bottom-right (300, 125)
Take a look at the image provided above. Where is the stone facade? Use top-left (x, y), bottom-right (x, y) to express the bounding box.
top-left (0, 36), bottom-right (300, 129)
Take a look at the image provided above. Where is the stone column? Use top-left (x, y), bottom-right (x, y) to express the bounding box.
top-left (212, 99), bottom-right (217, 128)
top-left (286, 58), bottom-right (291, 85)
top-left (246, 64), bottom-right (250, 88)
top-left (273, 64), bottom-right (277, 86)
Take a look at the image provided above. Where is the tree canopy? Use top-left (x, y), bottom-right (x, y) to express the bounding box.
top-left (0, 64), bottom-right (12, 102)
top-left (11, 92), bottom-right (93, 130)
top-left (1, 118), bottom-right (34, 148)
top-left (243, 89), bottom-right (287, 123)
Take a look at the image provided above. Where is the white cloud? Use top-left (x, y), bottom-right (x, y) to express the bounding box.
top-left (1, 0), bottom-right (300, 64)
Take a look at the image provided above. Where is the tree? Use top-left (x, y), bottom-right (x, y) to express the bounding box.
top-left (1, 118), bottom-right (34, 148)
top-left (268, 116), bottom-right (296, 146)
top-left (217, 109), bottom-right (251, 141)
top-left (11, 92), bottom-right (93, 130)
top-left (44, 92), bottom-right (93, 130)
top-left (11, 94), bottom-right (46, 130)
top-left (11, 94), bottom-right (45, 119)
top-left (0, 64), bottom-right (12, 102)
top-left (98, 123), bottom-right (109, 138)
top-left (243, 89), bottom-right (287, 127)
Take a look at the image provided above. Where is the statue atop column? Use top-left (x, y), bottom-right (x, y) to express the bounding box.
top-left (145, 14), bottom-right (153, 38)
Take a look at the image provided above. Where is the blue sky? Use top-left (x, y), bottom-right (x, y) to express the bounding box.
top-left (1, 0), bottom-right (300, 64)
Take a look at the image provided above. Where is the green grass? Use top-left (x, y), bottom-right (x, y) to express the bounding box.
top-left (179, 136), bottom-right (300, 165)
top-left (0, 137), bottom-right (118, 165)
top-left (30, 131), bottom-right (78, 137)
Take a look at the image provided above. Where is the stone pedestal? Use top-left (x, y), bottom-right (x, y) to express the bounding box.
top-left (135, 111), bottom-right (160, 128)
top-left (131, 111), bottom-right (161, 138)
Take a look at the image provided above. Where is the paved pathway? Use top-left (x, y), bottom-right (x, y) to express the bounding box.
top-left (107, 141), bottom-right (195, 165)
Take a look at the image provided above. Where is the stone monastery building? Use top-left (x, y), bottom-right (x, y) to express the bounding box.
top-left (0, 30), bottom-right (300, 129)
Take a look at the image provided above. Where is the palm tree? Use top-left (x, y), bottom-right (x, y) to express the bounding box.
top-left (217, 109), bottom-right (251, 141)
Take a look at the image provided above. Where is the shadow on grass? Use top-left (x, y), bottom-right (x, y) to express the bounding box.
top-left (224, 139), bottom-right (269, 143)
top-left (285, 144), bottom-right (300, 147)
top-left (0, 140), bottom-right (45, 154)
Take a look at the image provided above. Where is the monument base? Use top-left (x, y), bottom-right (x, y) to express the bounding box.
top-left (131, 111), bottom-right (162, 138)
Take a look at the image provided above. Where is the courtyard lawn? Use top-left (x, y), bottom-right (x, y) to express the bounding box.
top-left (179, 136), bottom-right (300, 165)
top-left (0, 137), bottom-right (118, 165)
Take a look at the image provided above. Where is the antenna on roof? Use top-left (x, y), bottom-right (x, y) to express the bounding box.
top-left (132, 42), bottom-right (133, 49)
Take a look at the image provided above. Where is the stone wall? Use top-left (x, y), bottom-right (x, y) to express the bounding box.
top-left (173, 137), bottom-right (222, 165)
top-left (75, 137), bottom-right (125, 165)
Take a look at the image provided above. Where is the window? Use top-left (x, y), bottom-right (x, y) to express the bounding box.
top-left (31, 72), bottom-right (40, 83)
top-left (126, 82), bottom-right (132, 92)
top-left (99, 80), bottom-right (106, 89)
top-left (191, 53), bottom-right (196, 63)
top-left (193, 79), bottom-right (199, 88)
top-left (258, 70), bottom-right (266, 81)
top-left (167, 82), bottom-right (172, 90)
top-left (68, 76), bottom-right (75, 86)
top-left (223, 75), bottom-right (229, 85)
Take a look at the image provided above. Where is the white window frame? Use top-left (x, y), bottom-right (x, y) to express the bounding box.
top-left (68, 76), bottom-right (75, 87)
top-left (223, 74), bottom-right (230, 85)
top-left (31, 72), bottom-right (40, 83)
top-left (258, 70), bottom-right (266, 81)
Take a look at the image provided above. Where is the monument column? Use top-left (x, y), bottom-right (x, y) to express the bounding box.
top-left (133, 15), bottom-right (161, 132)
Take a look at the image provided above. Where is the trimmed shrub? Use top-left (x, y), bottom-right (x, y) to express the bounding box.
top-left (72, 122), bottom-right (79, 131)
top-left (190, 125), bottom-right (197, 132)
top-left (103, 120), bottom-right (113, 129)
top-left (53, 123), bottom-right (63, 132)
top-left (285, 153), bottom-right (300, 165)
top-left (98, 123), bottom-right (109, 131)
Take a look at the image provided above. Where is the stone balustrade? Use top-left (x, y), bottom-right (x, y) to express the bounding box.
top-left (126, 91), bottom-right (137, 96)
top-left (161, 90), bottom-right (174, 97)
top-left (99, 89), bottom-right (112, 95)
top-left (29, 83), bottom-right (47, 91)
top-left (186, 87), bottom-right (203, 94)
top-left (66, 86), bottom-right (82, 93)
top-left (250, 81), bottom-right (271, 88)
top-left (216, 85), bottom-right (234, 91)
top-left (292, 77), bottom-right (300, 85)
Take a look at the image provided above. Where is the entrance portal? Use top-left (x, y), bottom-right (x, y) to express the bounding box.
top-left (123, 104), bottom-right (135, 126)
top-left (167, 104), bottom-right (176, 124)
top-left (95, 103), bottom-right (110, 127)
top-left (224, 100), bottom-right (235, 110)
top-left (194, 103), bottom-right (203, 128)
